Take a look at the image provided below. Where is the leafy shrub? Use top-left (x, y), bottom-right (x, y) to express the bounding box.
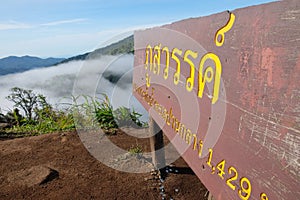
top-left (71, 95), bottom-right (118, 134)
top-left (73, 95), bottom-right (147, 134)
top-left (70, 95), bottom-right (100, 129)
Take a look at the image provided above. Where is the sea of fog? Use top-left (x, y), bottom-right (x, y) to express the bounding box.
top-left (0, 54), bottom-right (148, 121)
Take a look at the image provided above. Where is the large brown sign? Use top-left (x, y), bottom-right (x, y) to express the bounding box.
top-left (133, 0), bottom-right (299, 199)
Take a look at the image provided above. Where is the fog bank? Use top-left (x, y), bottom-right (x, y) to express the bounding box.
top-left (0, 54), bottom-right (147, 120)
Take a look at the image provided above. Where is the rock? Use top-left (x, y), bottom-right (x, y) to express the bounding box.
top-left (61, 137), bottom-right (68, 143)
top-left (7, 165), bottom-right (59, 187)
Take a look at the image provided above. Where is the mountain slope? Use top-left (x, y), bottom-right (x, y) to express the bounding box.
top-left (0, 56), bottom-right (65, 76)
top-left (58, 35), bottom-right (133, 64)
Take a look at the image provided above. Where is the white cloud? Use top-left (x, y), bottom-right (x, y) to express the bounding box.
top-left (0, 21), bottom-right (32, 30)
top-left (0, 18), bottom-right (88, 31)
top-left (41, 18), bottom-right (88, 26)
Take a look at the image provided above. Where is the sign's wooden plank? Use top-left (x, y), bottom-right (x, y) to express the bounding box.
top-left (133, 0), bottom-right (300, 199)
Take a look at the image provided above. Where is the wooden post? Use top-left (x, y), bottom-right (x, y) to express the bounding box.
top-left (208, 192), bottom-right (215, 200)
top-left (149, 117), bottom-right (166, 178)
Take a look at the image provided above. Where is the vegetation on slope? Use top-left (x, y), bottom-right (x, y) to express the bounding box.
top-left (0, 87), bottom-right (146, 137)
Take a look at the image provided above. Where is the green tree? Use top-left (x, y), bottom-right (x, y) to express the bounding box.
top-left (6, 87), bottom-right (49, 121)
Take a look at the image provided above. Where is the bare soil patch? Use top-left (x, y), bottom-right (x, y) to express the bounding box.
top-left (0, 129), bottom-right (208, 200)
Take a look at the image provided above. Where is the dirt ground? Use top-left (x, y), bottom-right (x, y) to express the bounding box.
top-left (0, 129), bottom-right (209, 200)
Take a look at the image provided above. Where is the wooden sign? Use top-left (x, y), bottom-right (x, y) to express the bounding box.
top-left (133, 0), bottom-right (299, 199)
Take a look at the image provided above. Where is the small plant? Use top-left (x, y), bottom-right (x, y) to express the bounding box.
top-left (70, 95), bottom-right (118, 133)
top-left (130, 109), bottom-right (147, 128)
top-left (113, 106), bottom-right (147, 128)
top-left (93, 95), bottom-right (118, 134)
top-left (70, 95), bottom-right (98, 129)
top-left (113, 107), bottom-right (132, 127)
top-left (128, 144), bottom-right (143, 156)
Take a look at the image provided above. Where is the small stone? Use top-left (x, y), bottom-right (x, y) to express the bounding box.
top-left (175, 189), bottom-right (179, 193)
top-left (61, 136), bottom-right (67, 143)
top-left (151, 171), bottom-right (157, 175)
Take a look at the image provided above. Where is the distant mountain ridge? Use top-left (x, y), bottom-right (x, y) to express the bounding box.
top-left (0, 35), bottom-right (134, 76)
top-left (0, 56), bottom-right (65, 76)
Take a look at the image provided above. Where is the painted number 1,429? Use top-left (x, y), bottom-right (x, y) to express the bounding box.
top-left (206, 148), bottom-right (268, 200)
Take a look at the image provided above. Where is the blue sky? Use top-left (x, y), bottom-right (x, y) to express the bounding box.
top-left (0, 0), bottom-right (276, 59)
